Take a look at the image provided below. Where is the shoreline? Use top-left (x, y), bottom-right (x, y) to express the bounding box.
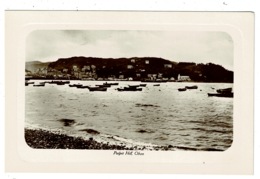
top-left (25, 128), bottom-right (175, 150)
top-left (24, 128), bottom-right (225, 151)
top-left (25, 78), bottom-right (233, 84)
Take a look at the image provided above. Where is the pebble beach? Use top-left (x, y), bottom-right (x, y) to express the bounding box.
top-left (25, 128), bottom-right (175, 150)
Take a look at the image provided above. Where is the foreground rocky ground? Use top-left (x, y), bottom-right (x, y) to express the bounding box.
top-left (25, 128), bottom-right (175, 150)
top-left (25, 128), bottom-right (133, 150)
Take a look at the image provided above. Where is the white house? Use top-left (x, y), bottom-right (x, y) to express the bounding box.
top-left (127, 65), bottom-right (134, 69)
top-left (164, 64), bottom-right (172, 68)
top-left (131, 59), bottom-right (136, 63)
top-left (177, 74), bottom-right (191, 81)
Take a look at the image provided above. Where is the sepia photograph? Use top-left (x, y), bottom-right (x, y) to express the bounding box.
top-left (5, 11), bottom-right (253, 174)
top-left (25, 30), bottom-right (234, 151)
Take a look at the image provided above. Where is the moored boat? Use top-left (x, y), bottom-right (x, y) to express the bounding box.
top-left (48, 80), bottom-right (59, 84)
top-left (117, 87), bottom-right (142, 91)
top-left (95, 84), bottom-right (111, 88)
top-left (185, 85), bottom-right (198, 89)
top-left (139, 84), bottom-right (147, 87)
top-left (27, 81), bottom-right (35, 84)
top-left (208, 93), bottom-right (233, 98)
top-left (103, 82), bottom-right (119, 86)
top-left (33, 83), bottom-right (45, 87)
top-left (76, 85), bottom-right (89, 89)
top-left (216, 87), bottom-right (232, 94)
top-left (178, 88), bottom-right (186, 92)
top-left (56, 82), bottom-right (66, 85)
top-left (128, 84), bottom-right (140, 88)
top-left (208, 87), bottom-right (233, 98)
top-left (117, 84), bottom-right (143, 91)
top-left (69, 84), bottom-right (83, 87)
top-left (25, 80), bottom-right (34, 86)
top-left (87, 86), bottom-right (107, 92)
top-left (48, 80), bottom-right (70, 85)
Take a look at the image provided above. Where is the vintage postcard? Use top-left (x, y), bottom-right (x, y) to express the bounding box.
top-left (5, 11), bottom-right (254, 174)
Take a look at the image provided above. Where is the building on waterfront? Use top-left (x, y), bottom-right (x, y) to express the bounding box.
top-left (177, 74), bottom-right (191, 82)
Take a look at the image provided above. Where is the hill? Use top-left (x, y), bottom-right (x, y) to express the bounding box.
top-left (25, 61), bottom-right (50, 72)
top-left (26, 56), bottom-right (233, 82)
top-left (48, 56), bottom-right (177, 77)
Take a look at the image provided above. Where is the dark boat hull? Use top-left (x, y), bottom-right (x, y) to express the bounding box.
top-left (103, 82), bottom-right (119, 86)
top-left (76, 86), bottom-right (89, 89)
top-left (69, 84), bottom-right (83, 87)
top-left (96, 84), bottom-right (111, 88)
top-left (56, 83), bottom-right (65, 85)
top-left (88, 87), bottom-right (107, 91)
top-left (25, 81), bottom-right (34, 86)
top-left (33, 84), bottom-right (45, 87)
top-left (216, 88), bottom-right (232, 94)
top-left (128, 85), bottom-right (140, 88)
top-left (185, 85), bottom-right (198, 89)
top-left (178, 88), bottom-right (186, 91)
top-left (117, 88), bottom-right (142, 91)
top-left (208, 93), bottom-right (233, 98)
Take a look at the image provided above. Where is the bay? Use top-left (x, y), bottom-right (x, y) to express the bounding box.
top-left (25, 80), bottom-right (233, 151)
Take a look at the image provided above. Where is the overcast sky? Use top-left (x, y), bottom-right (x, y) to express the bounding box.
top-left (26, 30), bottom-right (233, 71)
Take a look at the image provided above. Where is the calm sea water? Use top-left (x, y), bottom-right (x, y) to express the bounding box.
top-left (25, 80), bottom-right (233, 151)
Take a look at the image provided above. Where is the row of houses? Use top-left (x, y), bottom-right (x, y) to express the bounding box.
top-left (26, 62), bottom-right (191, 81)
